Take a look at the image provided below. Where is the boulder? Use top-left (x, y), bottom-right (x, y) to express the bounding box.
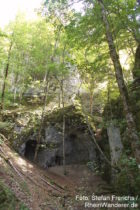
top-left (18, 105), bottom-right (97, 168)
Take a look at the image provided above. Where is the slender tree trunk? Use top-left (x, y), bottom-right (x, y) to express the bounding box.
top-left (98, 0), bottom-right (140, 163)
top-left (1, 41), bottom-right (13, 109)
top-left (107, 78), bottom-right (113, 121)
top-left (58, 90), bottom-right (61, 108)
top-left (61, 45), bottom-right (67, 175)
top-left (60, 79), bottom-right (66, 175)
top-left (34, 74), bottom-right (49, 161)
top-left (19, 86), bottom-right (22, 103)
top-left (13, 73), bottom-right (19, 103)
top-left (89, 90), bottom-right (93, 115)
top-left (19, 84), bottom-right (24, 103)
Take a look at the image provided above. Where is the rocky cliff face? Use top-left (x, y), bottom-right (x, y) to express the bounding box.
top-left (13, 105), bottom-right (97, 168)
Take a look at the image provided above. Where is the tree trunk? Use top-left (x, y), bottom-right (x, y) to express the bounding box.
top-left (107, 79), bottom-right (113, 120)
top-left (98, 0), bottom-right (140, 163)
top-left (58, 90), bottom-right (61, 108)
top-left (1, 41), bottom-right (13, 110)
top-left (89, 91), bottom-right (93, 115)
top-left (61, 79), bottom-right (66, 175)
top-left (34, 74), bottom-right (49, 161)
top-left (13, 73), bottom-right (19, 103)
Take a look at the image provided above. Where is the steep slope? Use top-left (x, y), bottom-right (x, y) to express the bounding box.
top-left (0, 138), bottom-right (111, 210)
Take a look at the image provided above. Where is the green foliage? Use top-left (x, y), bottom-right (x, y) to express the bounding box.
top-left (87, 161), bottom-right (103, 175)
top-left (114, 155), bottom-right (140, 196)
top-left (103, 97), bottom-right (124, 122)
top-left (19, 203), bottom-right (29, 210)
top-left (0, 180), bottom-right (29, 210)
top-left (0, 136), bottom-right (4, 145)
top-left (0, 0), bottom-right (137, 111)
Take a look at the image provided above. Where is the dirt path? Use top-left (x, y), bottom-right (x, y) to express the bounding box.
top-left (0, 142), bottom-right (112, 210)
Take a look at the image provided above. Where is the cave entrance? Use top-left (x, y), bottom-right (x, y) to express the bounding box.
top-left (55, 155), bottom-right (62, 166)
top-left (24, 140), bottom-right (37, 161)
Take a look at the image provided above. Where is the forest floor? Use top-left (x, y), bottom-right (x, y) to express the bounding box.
top-left (0, 140), bottom-right (113, 210)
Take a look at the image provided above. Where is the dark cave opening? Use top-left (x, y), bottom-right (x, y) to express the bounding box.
top-left (69, 133), bottom-right (77, 139)
top-left (55, 155), bottom-right (62, 165)
top-left (24, 140), bottom-right (37, 161)
top-left (24, 140), bottom-right (63, 167)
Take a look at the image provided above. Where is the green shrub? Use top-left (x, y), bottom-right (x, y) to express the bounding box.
top-left (114, 156), bottom-right (140, 196)
top-left (0, 180), bottom-right (29, 210)
top-left (0, 180), bottom-right (17, 210)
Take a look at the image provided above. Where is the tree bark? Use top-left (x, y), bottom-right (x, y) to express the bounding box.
top-left (13, 73), bottom-right (19, 103)
top-left (89, 90), bottom-right (94, 115)
top-left (61, 79), bottom-right (66, 175)
top-left (1, 41), bottom-right (13, 110)
top-left (58, 90), bottom-right (61, 108)
top-left (98, 0), bottom-right (140, 163)
top-left (61, 45), bottom-right (67, 175)
top-left (34, 74), bottom-right (49, 161)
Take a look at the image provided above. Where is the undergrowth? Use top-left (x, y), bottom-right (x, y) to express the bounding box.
top-left (0, 180), bottom-right (29, 210)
